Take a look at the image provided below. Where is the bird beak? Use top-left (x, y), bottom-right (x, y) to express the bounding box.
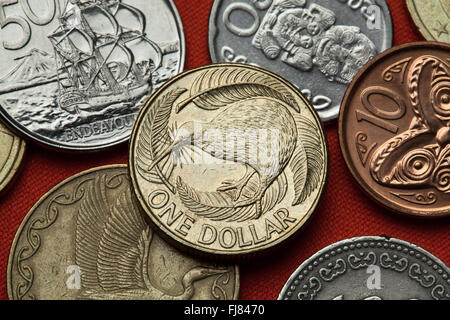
top-left (148, 145), bottom-right (174, 172)
top-left (206, 268), bottom-right (229, 276)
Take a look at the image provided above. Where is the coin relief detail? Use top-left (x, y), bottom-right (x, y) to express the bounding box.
top-left (8, 166), bottom-right (239, 300)
top-left (407, 0), bottom-right (450, 43)
top-left (209, 0), bottom-right (393, 121)
top-left (279, 237), bottom-right (450, 300)
top-left (339, 43), bottom-right (450, 217)
top-left (0, 0), bottom-right (185, 150)
top-left (130, 64), bottom-right (328, 256)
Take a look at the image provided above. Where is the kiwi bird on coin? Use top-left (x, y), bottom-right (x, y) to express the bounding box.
top-left (137, 68), bottom-right (324, 222)
top-left (75, 174), bottom-right (228, 300)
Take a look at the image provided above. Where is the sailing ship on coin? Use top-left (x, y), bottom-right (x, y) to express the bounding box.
top-left (48, 0), bottom-right (162, 114)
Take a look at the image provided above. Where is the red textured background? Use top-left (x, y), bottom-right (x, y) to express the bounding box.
top-left (0, 0), bottom-right (449, 300)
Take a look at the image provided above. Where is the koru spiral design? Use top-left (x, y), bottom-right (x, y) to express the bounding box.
top-left (370, 55), bottom-right (450, 193)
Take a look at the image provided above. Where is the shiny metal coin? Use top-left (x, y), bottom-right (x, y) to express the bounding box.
top-left (129, 63), bottom-right (328, 257)
top-left (339, 42), bottom-right (450, 218)
top-left (0, 0), bottom-right (185, 151)
top-left (279, 236), bottom-right (450, 300)
top-left (407, 0), bottom-right (450, 43)
top-left (0, 121), bottom-right (25, 194)
top-left (208, 0), bottom-right (393, 122)
top-left (7, 165), bottom-right (239, 300)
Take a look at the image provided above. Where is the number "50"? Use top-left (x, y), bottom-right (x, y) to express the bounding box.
top-left (0, 0), bottom-right (55, 50)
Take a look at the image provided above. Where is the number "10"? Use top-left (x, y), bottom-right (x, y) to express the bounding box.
top-left (0, 0), bottom-right (56, 50)
top-left (356, 86), bottom-right (406, 134)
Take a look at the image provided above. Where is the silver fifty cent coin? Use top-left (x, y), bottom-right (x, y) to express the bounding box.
top-left (0, 0), bottom-right (185, 151)
top-left (208, 0), bottom-right (393, 122)
top-left (278, 236), bottom-right (450, 300)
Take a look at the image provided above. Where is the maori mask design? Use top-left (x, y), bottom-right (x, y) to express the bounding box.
top-left (370, 56), bottom-right (450, 193)
top-left (252, 0), bottom-right (377, 84)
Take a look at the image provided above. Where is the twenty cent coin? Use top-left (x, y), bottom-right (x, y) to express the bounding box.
top-left (0, 121), bottom-right (25, 194)
top-left (279, 236), bottom-right (450, 300)
top-left (208, 0), bottom-right (393, 122)
top-left (339, 42), bottom-right (450, 217)
top-left (129, 64), bottom-right (328, 257)
top-left (407, 0), bottom-right (450, 43)
top-left (0, 0), bottom-right (185, 151)
top-left (7, 165), bottom-right (239, 300)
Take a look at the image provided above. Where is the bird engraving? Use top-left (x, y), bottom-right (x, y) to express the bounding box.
top-left (75, 174), bottom-right (228, 300)
top-left (370, 55), bottom-right (450, 193)
top-left (137, 67), bottom-right (324, 222)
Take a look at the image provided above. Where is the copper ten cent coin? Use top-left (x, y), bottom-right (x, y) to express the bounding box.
top-left (7, 165), bottom-right (239, 300)
top-left (0, 121), bottom-right (25, 194)
top-left (339, 42), bottom-right (450, 217)
top-left (130, 64), bottom-right (328, 257)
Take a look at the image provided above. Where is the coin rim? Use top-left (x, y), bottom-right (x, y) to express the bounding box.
top-left (338, 41), bottom-right (450, 218)
top-left (7, 164), bottom-right (240, 300)
top-left (406, 0), bottom-right (440, 42)
top-left (0, 125), bottom-right (25, 195)
top-left (0, 0), bottom-right (186, 152)
top-left (278, 235), bottom-right (450, 300)
top-left (207, 0), bottom-right (394, 122)
top-left (129, 62), bottom-right (329, 257)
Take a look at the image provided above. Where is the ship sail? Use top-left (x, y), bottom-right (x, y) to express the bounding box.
top-left (49, 0), bottom-right (163, 113)
top-left (82, 5), bottom-right (119, 36)
top-left (115, 2), bottom-right (146, 33)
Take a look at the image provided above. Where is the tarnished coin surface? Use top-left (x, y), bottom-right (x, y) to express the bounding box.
top-left (0, 0), bottom-right (185, 151)
top-left (279, 236), bottom-right (450, 300)
top-left (7, 165), bottom-right (239, 300)
top-left (0, 121), bottom-right (25, 194)
top-left (208, 0), bottom-right (393, 122)
top-left (129, 64), bottom-right (328, 257)
top-left (407, 0), bottom-right (450, 43)
top-left (339, 42), bottom-right (450, 218)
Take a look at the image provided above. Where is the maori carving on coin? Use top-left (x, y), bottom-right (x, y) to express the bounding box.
top-left (370, 56), bottom-right (450, 194)
top-left (253, 0), bottom-right (377, 84)
top-left (339, 42), bottom-right (450, 217)
top-left (137, 68), bottom-right (323, 222)
top-left (131, 64), bottom-right (328, 256)
top-left (0, 0), bottom-right (185, 150)
top-left (209, 0), bottom-right (392, 121)
top-left (8, 166), bottom-right (239, 300)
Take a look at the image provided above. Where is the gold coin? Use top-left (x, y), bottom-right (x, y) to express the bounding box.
top-left (0, 121), bottom-right (25, 194)
top-left (129, 64), bottom-right (328, 257)
top-left (407, 0), bottom-right (450, 43)
top-left (7, 165), bottom-right (239, 300)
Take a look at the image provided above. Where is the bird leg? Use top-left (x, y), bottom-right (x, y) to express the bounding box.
top-left (233, 188), bottom-right (265, 219)
top-left (217, 166), bottom-right (256, 201)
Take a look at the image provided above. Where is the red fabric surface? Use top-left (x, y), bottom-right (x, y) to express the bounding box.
top-left (0, 0), bottom-right (448, 300)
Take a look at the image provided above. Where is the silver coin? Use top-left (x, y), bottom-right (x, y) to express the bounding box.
top-left (278, 236), bottom-right (450, 300)
top-left (208, 0), bottom-right (393, 122)
top-left (0, 0), bottom-right (185, 151)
